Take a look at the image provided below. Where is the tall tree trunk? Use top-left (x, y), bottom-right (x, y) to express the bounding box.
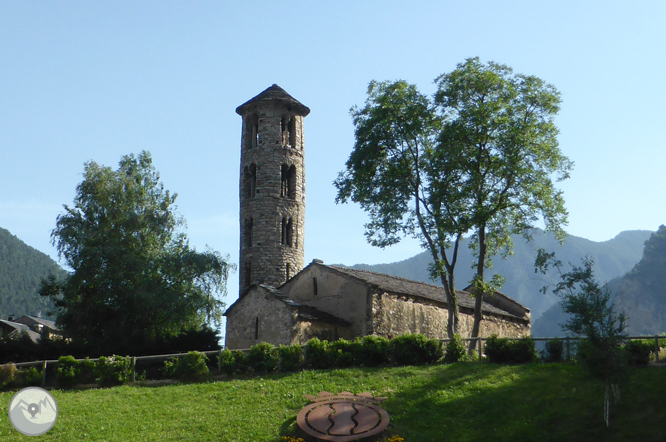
top-left (469, 226), bottom-right (487, 353)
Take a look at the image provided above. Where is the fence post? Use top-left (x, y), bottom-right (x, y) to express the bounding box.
top-left (477, 338), bottom-right (482, 362)
top-left (42, 361), bottom-right (47, 387)
top-left (566, 337), bottom-right (571, 361)
top-left (131, 357), bottom-right (136, 382)
top-left (218, 349), bottom-right (222, 373)
top-left (656, 336), bottom-right (660, 363)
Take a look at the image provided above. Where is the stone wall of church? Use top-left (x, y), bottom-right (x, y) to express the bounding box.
top-left (225, 287), bottom-right (296, 350)
top-left (280, 264), bottom-right (372, 337)
top-left (371, 291), bottom-right (530, 340)
top-left (292, 321), bottom-right (355, 345)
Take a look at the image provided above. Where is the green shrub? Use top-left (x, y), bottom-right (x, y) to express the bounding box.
top-left (56, 356), bottom-right (96, 387)
top-left (358, 335), bottom-right (391, 366)
top-left (485, 335), bottom-right (538, 363)
top-left (218, 349), bottom-right (236, 375)
top-left (444, 334), bottom-right (467, 363)
top-left (545, 338), bottom-right (564, 362)
top-left (96, 355), bottom-right (132, 386)
top-left (328, 339), bottom-right (355, 367)
top-left (278, 344), bottom-right (304, 372)
top-left (391, 334), bottom-right (443, 366)
top-left (0, 363), bottom-right (17, 389)
top-left (305, 338), bottom-right (333, 369)
top-left (16, 366), bottom-right (42, 388)
top-left (164, 351), bottom-right (210, 381)
top-left (625, 339), bottom-right (653, 365)
top-left (232, 350), bottom-right (249, 374)
top-left (247, 342), bottom-right (279, 373)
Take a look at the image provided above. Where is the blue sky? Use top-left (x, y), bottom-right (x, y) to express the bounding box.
top-left (2, 1), bottom-right (665, 322)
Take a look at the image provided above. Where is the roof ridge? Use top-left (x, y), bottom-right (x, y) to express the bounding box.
top-left (329, 265), bottom-right (467, 293)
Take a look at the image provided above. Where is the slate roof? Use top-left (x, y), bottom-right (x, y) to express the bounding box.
top-left (225, 284), bottom-right (351, 326)
top-left (235, 84), bottom-right (310, 116)
top-left (322, 264), bottom-right (527, 320)
top-left (0, 320), bottom-right (41, 342)
top-left (15, 315), bottom-right (59, 331)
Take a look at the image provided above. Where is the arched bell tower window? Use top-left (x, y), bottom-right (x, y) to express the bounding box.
top-left (243, 217), bottom-right (253, 249)
top-left (244, 114), bottom-right (259, 149)
top-left (281, 217), bottom-right (294, 247)
top-left (281, 115), bottom-right (297, 148)
top-left (281, 164), bottom-right (296, 199)
top-left (243, 164), bottom-right (257, 199)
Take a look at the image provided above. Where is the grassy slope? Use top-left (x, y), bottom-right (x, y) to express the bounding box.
top-left (0, 363), bottom-right (664, 442)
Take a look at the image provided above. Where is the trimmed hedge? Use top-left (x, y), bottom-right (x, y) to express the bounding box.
top-left (163, 351), bottom-right (210, 381)
top-left (625, 339), bottom-right (654, 365)
top-left (484, 335), bottom-right (538, 363)
top-left (545, 338), bottom-right (564, 362)
top-left (444, 334), bottom-right (467, 363)
top-left (391, 334), bottom-right (443, 366)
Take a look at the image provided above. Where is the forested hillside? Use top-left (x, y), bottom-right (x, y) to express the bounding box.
top-left (350, 229), bottom-right (652, 320)
top-left (533, 227), bottom-right (666, 337)
top-left (611, 225), bottom-right (666, 335)
top-left (0, 227), bottom-right (68, 319)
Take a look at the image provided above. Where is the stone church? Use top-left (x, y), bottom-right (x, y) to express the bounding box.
top-left (224, 85), bottom-right (530, 350)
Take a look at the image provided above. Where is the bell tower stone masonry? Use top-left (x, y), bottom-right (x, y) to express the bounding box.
top-left (236, 85), bottom-right (310, 295)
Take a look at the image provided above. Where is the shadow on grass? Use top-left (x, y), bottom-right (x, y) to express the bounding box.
top-left (380, 362), bottom-right (665, 442)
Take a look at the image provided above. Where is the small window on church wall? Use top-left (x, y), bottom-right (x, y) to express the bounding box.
top-left (252, 120), bottom-right (259, 148)
top-left (281, 217), bottom-right (287, 245)
top-left (286, 263), bottom-right (291, 281)
top-left (255, 317), bottom-right (259, 340)
top-left (313, 277), bottom-right (318, 296)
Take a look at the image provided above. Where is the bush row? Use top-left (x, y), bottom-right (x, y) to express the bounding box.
top-left (220, 334), bottom-right (445, 375)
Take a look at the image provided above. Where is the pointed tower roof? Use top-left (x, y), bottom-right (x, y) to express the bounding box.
top-left (236, 84), bottom-right (310, 116)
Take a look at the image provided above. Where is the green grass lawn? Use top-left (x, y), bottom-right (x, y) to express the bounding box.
top-left (0, 362), bottom-right (664, 441)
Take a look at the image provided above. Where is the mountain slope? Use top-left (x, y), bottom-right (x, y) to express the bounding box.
top-left (612, 225), bottom-right (666, 335)
top-left (0, 227), bottom-right (68, 319)
top-left (349, 229), bottom-right (652, 321)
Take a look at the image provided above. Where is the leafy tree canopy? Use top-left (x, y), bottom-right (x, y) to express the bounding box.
top-left (335, 57), bottom-right (572, 337)
top-left (41, 151), bottom-right (233, 351)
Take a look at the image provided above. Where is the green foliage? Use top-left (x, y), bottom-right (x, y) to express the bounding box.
top-left (277, 344), bottom-right (304, 372)
top-left (95, 355), bottom-right (132, 386)
top-left (336, 59), bottom-right (572, 338)
top-left (391, 334), bottom-right (443, 366)
top-left (625, 339), bottom-right (653, 366)
top-left (40, 151), bottom-right (233, 352)
top-left (328, 338), bottom-right (357, 368)
top-left (218, 350), bottom-right (248, 375)
top-left (247, 342), bottom-right (279, 373)
top-left (444, 334), bottom-right (467, 363)
top-left (545, 338), bottom-right (564, 362)
top-left (56, 355), bottom-right (96, 387)
top-left (484, 335), bottom-right (538, 363)
top-left (0, 363), bottom-right (17, 389)
top-left (164, 351), bottom-right (210, 381)
top-left (305, 338), bottom-right (331, 369)
top-left (356, 335), bottom-right (391, 366)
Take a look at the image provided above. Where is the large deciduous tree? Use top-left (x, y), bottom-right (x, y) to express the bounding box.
top-left (334, 80), bottom-right (469, 337)
top-left (336, 58), bottom-right (572, 339)
top-left (40, 151), bottom-right (233, 351)
top-left (434, 58), bottom-right (572, 348)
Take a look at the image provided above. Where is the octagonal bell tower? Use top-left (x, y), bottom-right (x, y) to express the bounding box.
top-left (236, 85), bottom-right (310, 295)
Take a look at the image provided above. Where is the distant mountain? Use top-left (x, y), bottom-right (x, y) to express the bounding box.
top-left (349, 229), bottom-right (652, 321)
top-left (0, 227), bottom-right (68, 319)
top-left (612, 225), bottom-right (666, 335)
